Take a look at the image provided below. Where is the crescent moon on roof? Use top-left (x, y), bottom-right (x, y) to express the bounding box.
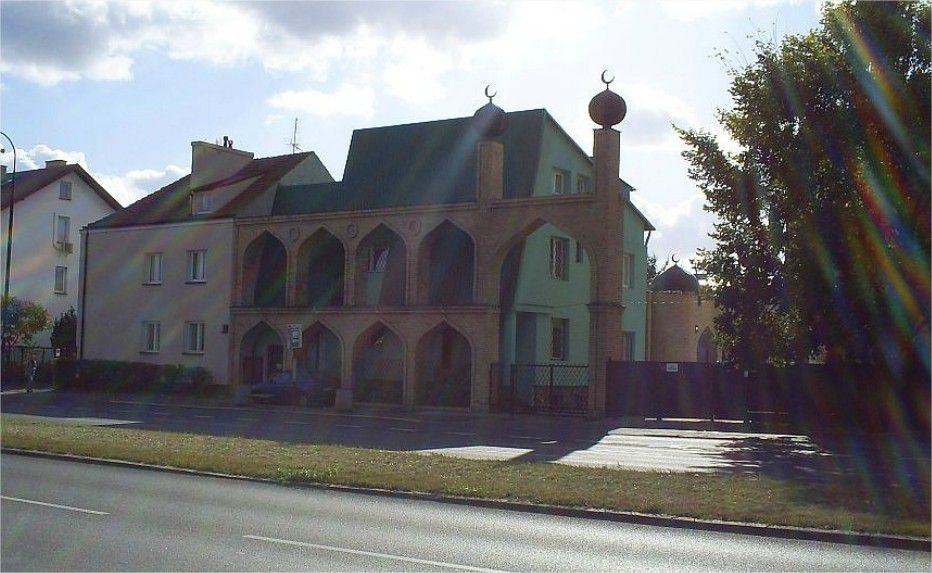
top-left (484, 84), bottom-right (497, 101)
top-left (601, 69), bottom-right (615, 86)
top-left (671, 254), bottom-right (680, 264)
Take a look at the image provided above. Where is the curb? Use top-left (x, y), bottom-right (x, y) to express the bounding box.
top-left (3, 447), bottom-right (929, 552)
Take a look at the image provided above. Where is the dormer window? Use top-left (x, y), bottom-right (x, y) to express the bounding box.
top-left (193, 191), bottom-right (212, 214)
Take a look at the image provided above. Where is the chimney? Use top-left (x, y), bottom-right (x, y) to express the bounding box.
top-left (45, 159), bottom-right (67, 169)
top-left (190, 138), bottom-right (254, 190)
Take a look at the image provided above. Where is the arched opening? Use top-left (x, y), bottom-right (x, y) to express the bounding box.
top-left (240, 322), bottom-right (284, 386)
top-left (497, 219), bottom-right (593, 413)
top-left (353, 322), bottom-right (404, 404)
top-left (354, 224), bottom-right (407, 306)
top-left (415, 323), bottom-right (472, 407)
top-left (296, 229), bottom-right (345, 307)
top-left (296, 322), bottom-right (342, 387)
top-left (697, 327), bottom-right (718, 363)
top-left (243, 232), bottom-right (287, 307)
top-left (417, 220), bottom-right (475, 305)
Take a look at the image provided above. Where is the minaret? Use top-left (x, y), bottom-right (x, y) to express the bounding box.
top-left (473, 86), bottom-right (508, 206)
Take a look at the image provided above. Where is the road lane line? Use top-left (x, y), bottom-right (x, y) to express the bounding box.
top-left (284, 421), bottom-right (313, 426)
top-left (388, 427), bottom-right (416, 432)
top-left (508, 435), bottom-right (545, 441)
top-left (447, 431), bottom-right (477, 436)
top-left (335, 424), bottom-right (362, 429)
top-left (152, 412), bottom-right (171, 416)
top-left (193, 415), bottom-right (212, 419)
top-left (1, 495), bottom-right (109, 515)
top-left (243, 535), bottom-right (504, 572)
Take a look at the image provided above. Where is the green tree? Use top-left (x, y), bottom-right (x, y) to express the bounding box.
top-left (50, 307), bottom-right (77, 357)
top-left (680, 1), bottom-right (930, 376)
top-left (1, 296), bottom-right (51, 355)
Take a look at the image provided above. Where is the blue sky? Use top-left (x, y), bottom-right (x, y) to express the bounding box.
top-left (0, 0), bottom-right (822, 271)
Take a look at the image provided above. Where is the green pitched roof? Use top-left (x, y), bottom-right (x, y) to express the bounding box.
top-left (273, 109), bottom-right (548, 215)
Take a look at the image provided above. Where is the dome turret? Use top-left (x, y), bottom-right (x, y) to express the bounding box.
top-left (472, 86), bottom-right (508, 138)
top-left (651, 264), bottom-right (700, 293)
top-left (589, 70), bottom-right (627, 128)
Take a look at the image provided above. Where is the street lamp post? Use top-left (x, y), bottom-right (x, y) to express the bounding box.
top-left (1, 131), bottom-right (16, 345)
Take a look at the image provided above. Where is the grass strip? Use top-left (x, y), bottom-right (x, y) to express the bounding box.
top-left (1, 417), bottom-right (928, 538)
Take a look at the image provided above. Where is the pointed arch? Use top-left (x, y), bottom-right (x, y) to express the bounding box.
top-left (240, 321), bottom-right (284, 385)
top-left (297, 320), bottom-right (343, 387)
top-left (352, 320), bottom-right (405, 404)
top-left (296, 227), bottom-right (346, 307)
top-left (415, 321), bottom-right (473, 407)
top-left (355, 223), bottom-right (408, 306)
top-left (243, 231), bottom-right (287, 307)
top-left (697, 327), bottom-right (718, 363)
top-left (417, 219), bottom-right (476, 306)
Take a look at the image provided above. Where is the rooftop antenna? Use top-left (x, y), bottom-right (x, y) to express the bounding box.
top-left (289, 118), bottom-right (301, 154)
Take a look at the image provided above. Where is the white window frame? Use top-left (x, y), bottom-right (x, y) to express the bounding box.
top-left (142, 321), bottom-right (161, 353)
top-left (550, 236), bottom-right (568, 280)
top-left (193, 191), bottom-right (213, 214)
top-left (576, 174), bottom-right (590, 194)
top-left (368, 246), bottom-right (390, 273)
top-left (54, 266), bottom-right (67, 294)
top-left (55, 214), bottom-right (71, 244)
top-left (184, 321), bottom-right (205, 354)
top-left (621, 331), bottom-right (634, 361)
top-left (144, 252), bottom-right (163, 285)
top-left (59, 180), bottom-right (72, 200)
top-left (553, 169), bottom-right (567, 195)
top-left (187, 250), bottom-right (206, 283)
top-left (551, 317), bottom-right (568, 361)
top-left (623, 253), bottom-right (633, 289)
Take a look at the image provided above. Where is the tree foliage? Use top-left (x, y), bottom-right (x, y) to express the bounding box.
top-left (1, 295), bottom-right (51, 354)
top-left (50, 307), bottom-right (77, 357)
top-left (680, 1), bottom-right (930, 376)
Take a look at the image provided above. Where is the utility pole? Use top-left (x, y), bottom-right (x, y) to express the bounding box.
top-left (1, 131), bottom-right (15, 302)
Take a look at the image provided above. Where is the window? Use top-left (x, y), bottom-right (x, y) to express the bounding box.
top-left (368, 246), bottom-right (390, 272)
top-left (142, 321), bottom-right (161, 353)
top-left (553, 169), bottom-right (568, 195)
top-left (59, 181), bottom-right (72, 200)
top-left (551, 318), bottom-right (568, 361)
top-left (55, 215), bottom-right (70, 244)
top-left (54, 266), bottom-right (67, 294)
top-left (623, 253), bottom-right (633, 288)
top-left (184, 321), bottom-right (205, 354)
top-left (621, 331), bottom-right (634, 361)
top-left (187, 250), bottom-right (206, 282)
top-left (193, 191), bottom-right (212, 214)
top-left (576, 175), bottom-right (591, 194)
top-left (550, 236), bottom-right (568, 280)
top-left (144, 253), bottom-right (162, 284)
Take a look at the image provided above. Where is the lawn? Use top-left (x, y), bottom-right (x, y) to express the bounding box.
top-left (1, 417), bottom-right (928, 538)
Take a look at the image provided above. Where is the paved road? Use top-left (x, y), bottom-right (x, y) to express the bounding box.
top-left (1, 454), bottom-right (928, 571)
top-left (2, 390), bottom-right (929, 485)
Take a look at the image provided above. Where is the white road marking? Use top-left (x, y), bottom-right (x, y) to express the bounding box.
top-left (446, 431), bottom-right (477, 436)
top-left (335, 424), bottom-right (362, 429)
top-left (193, 415), bottom-right (212, 419)
top-left (284, 421), bottom-right (313, 426)
top-left (243, 534), bottom-right (504, 572)
top-left (152, 412), bottom-right (171, 416)
top-left (388, 427), bottom-right (416, 432)
top-left (1, 495), bottom-right (109, 515)
top-left (508, 435), bottom-right (545, 441)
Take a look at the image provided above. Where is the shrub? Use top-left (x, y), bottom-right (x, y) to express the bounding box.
top-left (57, 360), bottom-right (219, 396)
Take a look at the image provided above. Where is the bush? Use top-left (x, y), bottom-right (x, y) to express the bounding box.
top-left (57, 360), bottom-right (224, 397)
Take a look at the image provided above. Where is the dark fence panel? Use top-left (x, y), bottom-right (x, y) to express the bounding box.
top-left (507, 363), bottom-right (589, 416)
top-left (607, 360), bottom-right (930, 435)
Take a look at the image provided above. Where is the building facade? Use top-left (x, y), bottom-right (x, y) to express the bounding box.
top-left (647, 264), bottom-right (720, 363)
top-left (81, 86), bottom-right (649, 416)
top-left (1, 161), bottom-right (120, 346)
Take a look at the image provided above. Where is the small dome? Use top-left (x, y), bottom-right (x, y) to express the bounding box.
top-left (588, 88), bottom-right (627, 128)
top-left (472, 102), bottom-right (508, 138)
top-left (651, 264), bottom-right (700, 293)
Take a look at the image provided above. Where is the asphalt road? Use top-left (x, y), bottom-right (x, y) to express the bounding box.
top-left (7, 390), bottom-right (922, 483)
top-left (1, 454), bottom-right (928, 572)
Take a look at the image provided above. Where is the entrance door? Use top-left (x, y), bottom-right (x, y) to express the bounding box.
top-left (267, 345), bottom-right (284, 380)
top-left (243, 357), bottom-right (263, 386)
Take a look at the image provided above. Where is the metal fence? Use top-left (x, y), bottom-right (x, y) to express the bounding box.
top-left (3, 346), bottom-right (55, 366)
top-left (504, 363), bottom-right (589, 415)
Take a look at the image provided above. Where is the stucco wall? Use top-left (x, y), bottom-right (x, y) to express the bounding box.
top-left (81, 219), bottom-right (234, 383)
top-left (648, 290), bottom-right (719, 362)
top-left (621, 205), bottom-right (649, 360)
top-left (1, 172), bottom-right (116, 346)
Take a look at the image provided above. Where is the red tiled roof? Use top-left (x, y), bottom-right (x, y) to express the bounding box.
top-left (1, 164), bottom-right (122, 211)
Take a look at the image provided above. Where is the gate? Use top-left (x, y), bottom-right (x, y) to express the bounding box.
top-left (505, 363), bottom-right (589, 415)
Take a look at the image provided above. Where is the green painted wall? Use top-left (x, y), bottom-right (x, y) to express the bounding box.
top-left (500, 114), bottom-right (651, 369)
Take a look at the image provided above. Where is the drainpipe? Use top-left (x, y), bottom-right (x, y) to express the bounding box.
top-left (79, 229), bottom-right (89, 359)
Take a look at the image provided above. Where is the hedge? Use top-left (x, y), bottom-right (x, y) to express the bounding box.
top-left (54, 359), bottom-right (225, 397)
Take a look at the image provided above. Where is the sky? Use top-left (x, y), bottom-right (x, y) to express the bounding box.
top-left (0, 0), bottom-right (823, 272)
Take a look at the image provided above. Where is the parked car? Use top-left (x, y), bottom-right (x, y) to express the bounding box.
top-left (249, 370), bottom-right (338, 407)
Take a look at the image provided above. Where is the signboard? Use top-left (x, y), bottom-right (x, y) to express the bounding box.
top-left (287, 324), bottom-right (303, 350)
top-left (665, 363), bottom-right (679, 373)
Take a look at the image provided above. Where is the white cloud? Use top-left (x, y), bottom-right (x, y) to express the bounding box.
top-left (631, 191), bottom-right (705, 229)
top-left (0, 145), bottom-right (88, 171)
top-left (268, 84), bottom-right (376, 119)
top-left (94, 164), bottom-right (187, 206)
top-left (659, 0), bottom-right (784, 22)
top-left (382, 36), bottom-right (453, 105)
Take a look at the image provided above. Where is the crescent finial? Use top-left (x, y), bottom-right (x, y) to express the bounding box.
top-left (601, 69), bottom-right (615, 89)
top-left (671, 253), bottom-right (680, 264)
top-left (484, 84), bottom-right (497, 103)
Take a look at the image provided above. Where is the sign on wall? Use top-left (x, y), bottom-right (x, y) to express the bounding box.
top-left (287, 324), bottom-right (303, 350)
